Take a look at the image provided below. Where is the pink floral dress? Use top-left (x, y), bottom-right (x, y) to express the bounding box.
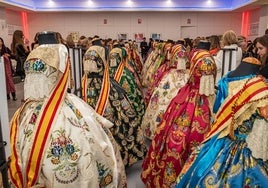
top-left (141, 50), bottom-right (217, 188)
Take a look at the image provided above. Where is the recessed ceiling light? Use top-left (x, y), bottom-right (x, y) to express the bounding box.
top-left (126, 0), bottom-right (134, 6)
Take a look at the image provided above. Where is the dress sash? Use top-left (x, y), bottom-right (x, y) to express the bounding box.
top-left (95, 65), bottom-right (110, 115)
top-left (205, 76), bottom-right (268, 140)
top-left (9, 60), bottom-right (69, 188)
top-left (114, 61), bottom-right (125, 82)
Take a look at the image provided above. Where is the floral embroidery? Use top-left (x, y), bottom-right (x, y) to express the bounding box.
top-left (47, 128), bottom-right (80, 184)
top-left (24, 59), bottom-right (47, 73)
top-left (97, 162), bottom-right (113, 186)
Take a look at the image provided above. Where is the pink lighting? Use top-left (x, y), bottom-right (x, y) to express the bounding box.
top-left (21, 11), bottom-right (29, 39)
top-left (241, 11), bottom-right (249, 38)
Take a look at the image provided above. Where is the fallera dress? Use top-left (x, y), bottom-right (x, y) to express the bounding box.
top-left (82, 45), bottom-right (147, 167)
top-left (176, 58), bottom-right (268, 188)
top-left (141, 44), bottom-right (190, 139)
top-left (9, 44), bottom-right (126, 188)
top-left (109, 47), bottom-right (146, 125)
top-left (141, 50), bottom-right (216, 188)
top-left (141, 41), bottom-right (160, 87)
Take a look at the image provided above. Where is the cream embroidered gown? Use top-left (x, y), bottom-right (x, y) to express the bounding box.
top-left (9, 44), bottom-right (126, 188)
top-left (141, 44), bottom-right (190, 139)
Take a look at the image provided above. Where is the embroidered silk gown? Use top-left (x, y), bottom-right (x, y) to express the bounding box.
top-left (141, 41), bottom-right (159, 87)
top-left (109, 47), bottom-right (146, 125)
top-left (141, 50), bottom-right (216, 188)
top-left (176, 58), bottom-right (268, 187)
top-left (82, 45), bottom-right (147, 167)
top-left (141, 44), bottom-right (190, 139)
top-left (142, 42), bottom-right (167, 88)
top-left (144, 44), bottom-right (188, 105)
top-left (9, 44), bottom-right (126, 188)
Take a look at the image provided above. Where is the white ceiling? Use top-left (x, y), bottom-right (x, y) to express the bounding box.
top-left (0, 0), bottom-right (267, 12)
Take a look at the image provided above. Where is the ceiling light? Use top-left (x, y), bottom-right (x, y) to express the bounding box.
top-left (126, 0), bottom-right (134, 6)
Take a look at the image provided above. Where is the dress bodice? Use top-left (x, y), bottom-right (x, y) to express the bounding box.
top-left (83, 46), bottom-right (106, 76)
top-left (189, 53), bottom-right (216, 89)
top-left (24, 44), bottom-right (67, 100)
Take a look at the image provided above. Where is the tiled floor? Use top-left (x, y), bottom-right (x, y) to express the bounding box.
top-left (7, 81), bottom-right (148, 188)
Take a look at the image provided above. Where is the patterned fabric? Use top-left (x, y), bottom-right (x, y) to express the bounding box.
top-left (9, 44), bottom-right (124, 188)
top-left (141, 42), bottom-right (160, 87)
top-left (82, 45), bottom-right (147, 167)
top-left (142, 42), bottom-right (166, 88)
top-left (141, 50), bottom-right (216, 188)
top-left (144, 44), bottom-right (189, 105)
top-left (141, 44), bottom-right (190, 139)
top-left (176, 75), bottom-right (268, 188)
top-left (109, 47), bottom-right (146, 125)
top-left (141, 69), bottom-right (189, 140)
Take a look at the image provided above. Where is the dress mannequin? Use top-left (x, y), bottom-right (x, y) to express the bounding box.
top-left (229, 57), bottom-right (261, 77)
top-left (37, 31), bottom-right (58, 45)
top-left (196, 40), bottom-right (211, 50)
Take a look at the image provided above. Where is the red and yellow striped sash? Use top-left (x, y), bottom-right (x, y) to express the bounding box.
top-left (95, 65), bottom-right (110, 115)
top-left (9, 103), bottom-right (27, 188)
top-left (82, 74), bottom-right (87, 102)
top-left (205, 77), bottom-right (268, 140)
top-left (9, 60), bottom-right (69, 188)
top-left (114, 61), bottom-right (125, 82)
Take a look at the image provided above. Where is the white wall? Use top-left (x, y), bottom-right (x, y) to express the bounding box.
top-left (4, 9), bottom-right (262, 47)
top-left (25, 11), bottom-right (242, 44)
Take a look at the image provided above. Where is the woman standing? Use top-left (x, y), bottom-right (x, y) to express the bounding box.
top-left (11, 30), bottom-right (29, 81)
top-left (257, 34), bottom-right (268, 77)
top-left (214, 30), bottom-right (243, 84)
top-left (0, 37), bottom-right (17, 100)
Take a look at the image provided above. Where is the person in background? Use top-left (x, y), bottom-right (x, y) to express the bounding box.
top-left (256, 34), bottom-right (268, 78)
top-left (31, 33), bottom-right (39, 50)
top-left (55, 32), bottom-right (66, 45)
top-left (140, 37), bottom-right (148, 60)
top-left (66, 33), bottom-right (75, 48)
top-left (0, 37), bottom-right (17, 101)
top-left (237, 35), bottom-right (250, 58)
top-left (11, 30), bottom-right (29, 81)
top-left (214, 30), bottom-right (243, 85)
top-left (209, 35), bottom-right (221, 56)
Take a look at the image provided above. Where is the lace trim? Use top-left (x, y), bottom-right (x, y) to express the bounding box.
top-left (24, 72), bottom-right (59, 100)
top-left (199, 74), bottom-right (215, 96)
top-left (246, 118), bottom-right (268, 161)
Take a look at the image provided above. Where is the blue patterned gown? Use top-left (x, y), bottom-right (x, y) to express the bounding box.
top-left (176, 74), bottom-right (268, 188)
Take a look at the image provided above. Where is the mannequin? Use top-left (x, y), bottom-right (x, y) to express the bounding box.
top-left (37, 31), bottom-right (58, 45)
top-left (229, 57), bottom-right (261, 77)
top-left (213, 57), bottom-right (261, 114)
top-left (196, 40), bottom-right (211, 50)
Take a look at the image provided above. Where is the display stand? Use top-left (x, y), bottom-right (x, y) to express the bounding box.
top-left (69, 47), bottom-right (83, 98)
top-left (221, 47), bottom-right (237, 77)
top-left (0, 56), bottom-right (11, 188)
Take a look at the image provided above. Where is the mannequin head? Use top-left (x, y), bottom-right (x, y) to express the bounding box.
top-left (196, 40), bottom-right (211, 50)
top-left (37, 31), bottom-right (58, 45)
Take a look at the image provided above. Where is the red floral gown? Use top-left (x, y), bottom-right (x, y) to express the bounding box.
top-left (141, 50), bottom-right (217, 188)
